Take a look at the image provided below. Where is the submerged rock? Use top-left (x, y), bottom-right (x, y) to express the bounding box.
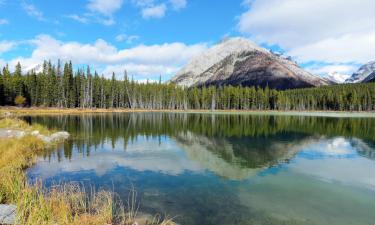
top-left (0, 204), bottom-right (16, 224)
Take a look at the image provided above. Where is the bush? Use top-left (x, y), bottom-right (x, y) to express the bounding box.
top-left (14, 95), bottom-right (26, 106)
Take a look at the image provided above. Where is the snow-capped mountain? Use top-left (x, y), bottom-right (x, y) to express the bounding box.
top-left (346, 62), bottom-right (375, 83)
top-left (170, 37), bottom-right (330, 90)
top-left (326, 72), bottom-right (351, 84)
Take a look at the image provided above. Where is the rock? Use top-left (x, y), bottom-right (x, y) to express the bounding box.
top-left (49, 132), bottom-right (70, 142)
top-left (31, 130), bottom-right (40, 136)
top-left (0, 204), bottom-right (16, 224)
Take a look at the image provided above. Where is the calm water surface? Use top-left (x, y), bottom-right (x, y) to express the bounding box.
top-left (26, 113), bottom-right (375, 225)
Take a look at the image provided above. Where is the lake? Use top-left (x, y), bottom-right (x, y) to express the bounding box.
top-left (25, 113), bottom-right (375, 225)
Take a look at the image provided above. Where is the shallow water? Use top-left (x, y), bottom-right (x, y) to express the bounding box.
top-left (26, 113), bottom-right (375, 225)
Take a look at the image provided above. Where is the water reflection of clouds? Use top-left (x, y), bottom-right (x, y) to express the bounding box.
top-left (30, 136), bottom-right (204, 179)
top-left (290, 137), bottom-right (375, 190)
top-left (297, 137), bottom-right (358, 160)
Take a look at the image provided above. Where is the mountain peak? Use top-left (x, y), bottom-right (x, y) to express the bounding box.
top-left (170, 37), bottom-right (269, 87)
top-left (170, 37), bottom-right (329, 90)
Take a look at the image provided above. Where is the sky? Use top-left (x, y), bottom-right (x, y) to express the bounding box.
top-left (0, 0), bottom-right (375, 82)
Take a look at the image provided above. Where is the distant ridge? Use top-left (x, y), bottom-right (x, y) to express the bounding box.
top-left (346, 61), bottom-right (375, 83)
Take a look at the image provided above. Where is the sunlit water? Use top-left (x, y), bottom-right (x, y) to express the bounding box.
top-left (26, 113), bottom-right (375, 225)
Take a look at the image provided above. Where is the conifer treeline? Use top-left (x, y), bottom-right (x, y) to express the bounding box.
top-left (0, 61), bottom-right (374, 111)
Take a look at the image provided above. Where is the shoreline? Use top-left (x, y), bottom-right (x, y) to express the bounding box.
top-left (1, 107), bottom-right (375, 118)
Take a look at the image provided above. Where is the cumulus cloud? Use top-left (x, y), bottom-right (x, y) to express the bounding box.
top-left (289, 32), bottom-right (375, 64)
top-left (142, 4), bottom-right (167, 19)
top-left (3, 35), bottom-right (207, 80)
top-left (238, 0), bottom-right (375, 66)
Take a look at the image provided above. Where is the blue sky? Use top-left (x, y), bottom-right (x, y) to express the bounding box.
top-left (0, 0), bottom-right (374, 81)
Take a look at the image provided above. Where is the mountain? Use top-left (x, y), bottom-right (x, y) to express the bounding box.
top-left (362, 71), bottom-right (375, 83)
top-left (346, 61), bottom-right (375, 83)
top-left (325, 72), bottom-right (350, 84)
top-left (170, 37), bottom-right (330, 90)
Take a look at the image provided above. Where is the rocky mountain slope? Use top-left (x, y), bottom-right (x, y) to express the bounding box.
top-left (170, 37), bottom-right (330, 90)
top-left (363, 72), bottom-right (375, 83)
top-left (346, 62), bottom-right (375, 83)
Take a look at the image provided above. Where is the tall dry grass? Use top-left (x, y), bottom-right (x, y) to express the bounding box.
top-left (0, 118), bottom-right (176, 225)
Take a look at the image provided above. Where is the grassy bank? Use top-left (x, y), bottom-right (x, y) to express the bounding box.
top-left (0, 118), bottom-right (175, 225)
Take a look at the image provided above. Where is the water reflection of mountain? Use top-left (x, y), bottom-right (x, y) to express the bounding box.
top-left (174, 132), bottom-right (318, 180)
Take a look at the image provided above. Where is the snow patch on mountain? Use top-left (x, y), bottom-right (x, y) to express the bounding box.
top-left (326, 72), bottom-right (351, 84)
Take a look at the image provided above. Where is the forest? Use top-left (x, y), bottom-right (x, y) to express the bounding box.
top-left (0, 61), bottom-right (374, 111)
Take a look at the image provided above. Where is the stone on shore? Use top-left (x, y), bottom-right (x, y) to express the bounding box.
top-left (0, 204), bottom-right (16, 224)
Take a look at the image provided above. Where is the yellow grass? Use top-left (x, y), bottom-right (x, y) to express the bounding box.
top-left (0, 118), bottom-right (176, 225)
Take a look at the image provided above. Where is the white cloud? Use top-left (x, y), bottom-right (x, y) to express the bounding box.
top-left (66, 14), bottom-right (89, 24)
top-left (289, 32), bottom-right (375, 64)
top-left (306, 64), bottom-right (357, 77)
top-left (0, 41), bottom-right (15, 55)
top-left (87, 0), bottom-right (124, 16)
top-left (142, 4), bottom-right (167, 19)
top-left (0, 18), bottom-right (8, 25)
top-left (170, 0), bottom-right (186, 10)
top-left (238, 0), bottom-right (375, 65)
top-left (3, 35), bottom-right (207, 80)
top-left (22, 2), bottom-right (45, 21)
top-left (115, 34), bottom-right (139, 43)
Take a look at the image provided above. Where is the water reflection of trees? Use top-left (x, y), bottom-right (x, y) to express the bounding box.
top-left (26, 113), bottom-right (375, 162)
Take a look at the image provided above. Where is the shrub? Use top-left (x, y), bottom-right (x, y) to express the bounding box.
top-left (14, 95), bottom-right (26, 107)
